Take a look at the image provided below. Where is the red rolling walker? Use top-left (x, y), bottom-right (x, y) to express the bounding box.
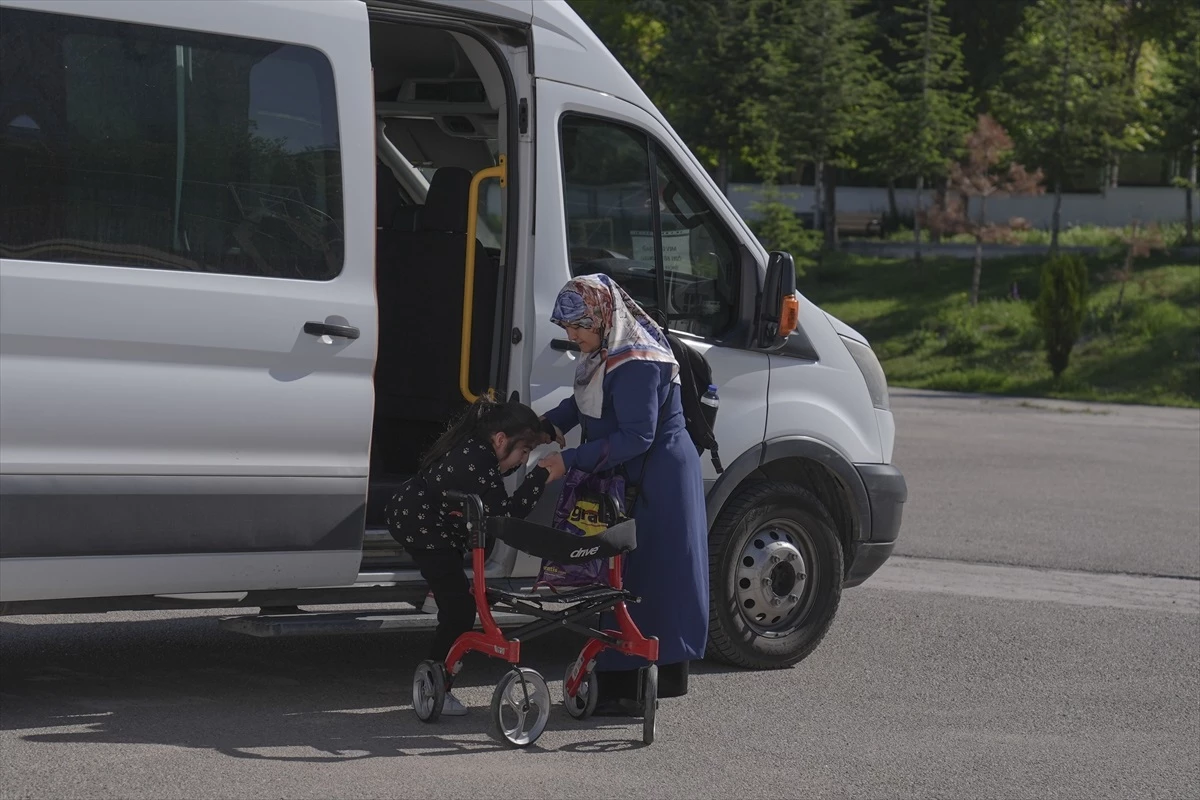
top-left (410, 491), bottom-right (660, 747)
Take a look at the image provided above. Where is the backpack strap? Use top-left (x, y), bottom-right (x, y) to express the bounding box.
top-left (667, 334), bottom-right (725, 474)
top-left (709, 443), bottom-right (725, 475)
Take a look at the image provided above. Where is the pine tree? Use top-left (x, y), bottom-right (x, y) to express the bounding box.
top-left (1150, 5), bottom-right (1200, 245)
top-left (653, 0), bottom-right (778, 195)
top-left (774, 0), bottom-right (882, 249)
top-left (995, 0), bottom-right (1139, 253)
top-left (878, 0), bottom-right (973, 261)
top-left (1035, 254), bottom-right (1089, 378)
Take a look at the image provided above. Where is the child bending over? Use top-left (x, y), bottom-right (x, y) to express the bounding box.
top-left (386, 397), bottom-right (565, 715)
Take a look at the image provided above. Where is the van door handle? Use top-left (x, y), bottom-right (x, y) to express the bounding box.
top-left (304, 321), bottom-right (360, 340)
top-left (550, 338), bottom-right (580, 352)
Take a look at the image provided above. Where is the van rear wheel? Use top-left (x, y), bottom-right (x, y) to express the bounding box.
top-left (707, 481), bottom-right (843, 670)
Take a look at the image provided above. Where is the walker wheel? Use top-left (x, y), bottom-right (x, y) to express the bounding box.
top-left (641, 664), bottom-right (658, 745)
top-left (490, 667), bottom-right (551, 748)
top-left (563, 662), bottom-right (599, 720)
top-left (412, 659), bottom-right (447, 723)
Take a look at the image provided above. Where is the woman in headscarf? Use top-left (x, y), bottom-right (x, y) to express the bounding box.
top-left (541, 274), bottom-right (709, 714)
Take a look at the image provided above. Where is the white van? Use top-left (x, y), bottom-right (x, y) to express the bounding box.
top-left (0, 0), bottom-right (906, 669)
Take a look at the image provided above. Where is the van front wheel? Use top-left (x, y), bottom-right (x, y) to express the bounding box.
top-left (706, 481), bottom-right (843, 670)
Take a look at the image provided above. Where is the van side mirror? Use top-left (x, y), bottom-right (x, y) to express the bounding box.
top-left (758, 251), bottom-right (799, 348)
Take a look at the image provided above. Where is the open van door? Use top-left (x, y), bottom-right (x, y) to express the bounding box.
top-left (0, 0), bottom-right (377, 602)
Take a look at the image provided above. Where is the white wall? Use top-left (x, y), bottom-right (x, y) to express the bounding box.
top-left (727, 183), bottom-right (1195, 229)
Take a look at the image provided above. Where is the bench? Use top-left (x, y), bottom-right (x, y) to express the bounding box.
top-left (836, 211), bottom-right (883, 237)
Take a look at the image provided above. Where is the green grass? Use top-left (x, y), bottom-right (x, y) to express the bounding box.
top-left (801, 251), bottom-right (1200, 408)
top-left (869, 221), bottom-right (1194, 250)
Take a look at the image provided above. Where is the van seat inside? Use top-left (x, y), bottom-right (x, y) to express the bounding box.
top-left (369, 165), bottom-right (500, 527)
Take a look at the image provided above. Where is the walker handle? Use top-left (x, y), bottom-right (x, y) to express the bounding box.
top-left (444, 491), bottom-right (487, 549)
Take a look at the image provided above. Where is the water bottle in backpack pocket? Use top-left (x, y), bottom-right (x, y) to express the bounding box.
top-left (700, 383), bottom-right (719, 434)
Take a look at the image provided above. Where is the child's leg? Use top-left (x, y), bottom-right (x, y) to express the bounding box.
top-left (409, 548), bottom-right (476, 662)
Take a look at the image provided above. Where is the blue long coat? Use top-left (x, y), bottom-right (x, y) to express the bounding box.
top-left (544, 360), bottom-right (709, 668)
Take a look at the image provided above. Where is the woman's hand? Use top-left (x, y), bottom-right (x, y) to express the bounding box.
top-left (538, 451), bottom-right (567, 482)
top-left (540, 417), bottom-right (566, 448)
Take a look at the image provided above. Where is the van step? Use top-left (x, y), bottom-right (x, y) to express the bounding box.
top-left (217, 608), bottom-right (535, 638)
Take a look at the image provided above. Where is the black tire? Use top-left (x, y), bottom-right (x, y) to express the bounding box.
top-left (412, 659), bottom-right (446, 722)
top-left (706, 481), bottom-right (843, 670)
top-left (641, 665), bottom-right (658, 745)
top-left (563, 663), bottom-right (599, 720)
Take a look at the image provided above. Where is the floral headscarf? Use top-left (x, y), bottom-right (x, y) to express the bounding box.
top-left (551, 274), bottom-right (679, 418)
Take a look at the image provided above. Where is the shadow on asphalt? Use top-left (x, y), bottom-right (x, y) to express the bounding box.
top-left (0, 616), bottom-right (692, 759)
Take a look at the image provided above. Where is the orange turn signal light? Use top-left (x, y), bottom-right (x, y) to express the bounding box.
top-left (780, 295), bottom-right (799, 337)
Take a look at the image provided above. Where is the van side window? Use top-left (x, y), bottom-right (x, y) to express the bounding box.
top-left (650, 143), bottom-right (739, 338)
top-left (0, 7), bottom-right (343, 280)
top-left (560, 115), bottom-right (739, 338)
top-left (559, 116), bottom-right (659, 309)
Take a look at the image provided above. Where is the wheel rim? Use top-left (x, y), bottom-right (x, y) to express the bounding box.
top-left (496, 670), bottom-right (550, 746)
top-left (412, 663), bottom-right (440, 719)
top-left (563, 664), bottom-right (594, 718)
top-left (733, 519), bottom-right (815, 637)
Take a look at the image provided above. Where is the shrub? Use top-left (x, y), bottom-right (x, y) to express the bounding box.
top-left (944, 315), bottom-right (984, 355)
top-left (935, 306), bottom-right (985, 355)
top-left (1034, 254), bottom-right (1089, 377)
top-left (750, 198), bottom-right (821, 275)
top-left (1127, 301), bottom-right (1191, 339)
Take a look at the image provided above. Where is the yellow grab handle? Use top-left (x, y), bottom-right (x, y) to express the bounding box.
top-left (460, 155), bottom-right (507, 403)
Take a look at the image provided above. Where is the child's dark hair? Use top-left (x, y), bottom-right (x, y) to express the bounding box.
top-left (420, 397), bottom-right (543, 474)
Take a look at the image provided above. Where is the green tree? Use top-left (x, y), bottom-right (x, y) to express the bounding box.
top-left (994, 0), bottom-right (1140, 254)
top-left (1150, 5), bottom-right (1200, 244)
top-left (944, 0), bottom-right (1037, 108)
top-left (1035, 254), bottom-right (1090, 378)
top-left (573, 0), bottom-right (781, 197)
top-left (877, 0), bottom-right (973, 261)
top-left (750, 187), bottom-right (821, 270)
top-left (651, 0), bottom-right (778, 195)
top-left (774, 0), bottom-right (882, 249)
top-left (570, 0), bottom-right (666, 88)
top-left (866, 0), bottom-right (1036, 108)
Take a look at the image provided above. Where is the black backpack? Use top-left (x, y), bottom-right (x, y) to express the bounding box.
top-left (648, 311), bottom-right (724, 474)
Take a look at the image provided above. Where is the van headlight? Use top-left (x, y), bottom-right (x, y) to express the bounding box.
top-left (840, 336), bottom-right (890, 410)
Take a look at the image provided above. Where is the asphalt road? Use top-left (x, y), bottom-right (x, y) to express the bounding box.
top-left (890, 389), bottom-right (1200, 578)
top-left (2, 391), bottom-right (1198, 799)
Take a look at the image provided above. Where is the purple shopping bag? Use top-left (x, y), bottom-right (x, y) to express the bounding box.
top-left (536, 468), bottom-right (627, 588)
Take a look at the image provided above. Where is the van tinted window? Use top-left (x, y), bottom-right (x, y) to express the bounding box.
top-left (560, 115), bottom-right (738, 338)
top-left (559, 116), bottom-right (658, 310)
top-left (0, 7), bottom-right (343, 280)
top-left (651, 142), bottom-right (739, 337)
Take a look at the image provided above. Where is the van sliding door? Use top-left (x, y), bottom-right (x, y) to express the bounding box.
top-left (0, 0), bottom-right (377, 602)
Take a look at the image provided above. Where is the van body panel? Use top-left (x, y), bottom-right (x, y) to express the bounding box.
top-left (0, 0), bottom-right (378, 601)
top-left (765, 296), bottom-right (885, 465)
top-left (2, 0), bottom-right (369, 40)
top-left (0, 474), bottom-right (366, 558)
top-left (377, 0), bottom-right (534, 25)
top-left (0, 551), bottom-right (358, 603)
